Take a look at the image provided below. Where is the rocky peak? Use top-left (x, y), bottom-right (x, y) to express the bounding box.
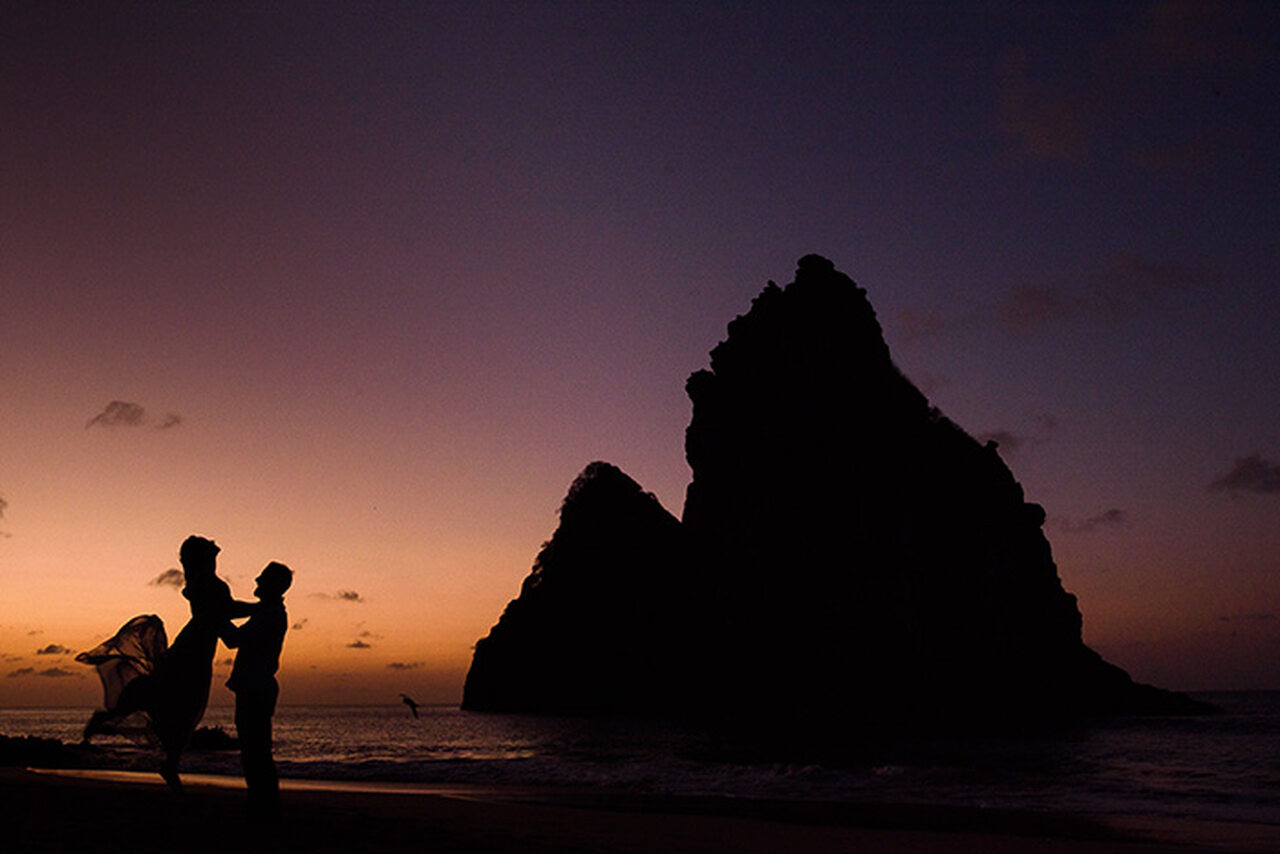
top-left (464, 256), bottom-right (1209, 723)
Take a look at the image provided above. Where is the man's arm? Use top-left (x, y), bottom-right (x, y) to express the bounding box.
top-left (219, 616), bottom-right (249, 648)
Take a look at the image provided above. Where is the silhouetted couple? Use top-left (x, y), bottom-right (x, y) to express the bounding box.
top-left (79, 535), bottom-right (292, 821)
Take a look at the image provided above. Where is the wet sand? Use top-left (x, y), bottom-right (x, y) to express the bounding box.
top-left (4, 768), bottom-right (1275, 853)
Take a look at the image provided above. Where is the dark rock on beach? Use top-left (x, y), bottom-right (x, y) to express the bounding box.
top-left (463, 256), bottom-right (1210, 723)
top-left (0, 734), bottom-right (81, 767)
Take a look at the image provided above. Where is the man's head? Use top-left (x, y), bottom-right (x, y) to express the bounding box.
top-left (254, 562), bottom-right (293, 600)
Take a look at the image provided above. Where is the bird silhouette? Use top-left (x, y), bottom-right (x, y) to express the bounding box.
top-left (400, 693), bottom-right (420, 718)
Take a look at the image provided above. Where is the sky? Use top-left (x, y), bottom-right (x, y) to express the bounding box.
top-left (2, 1), bottom-right (1278, 706)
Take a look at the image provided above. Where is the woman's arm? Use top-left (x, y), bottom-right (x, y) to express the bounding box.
top-left (218, 619), bottom-right (243, 648)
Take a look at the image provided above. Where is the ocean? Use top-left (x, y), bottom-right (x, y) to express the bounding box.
top-left (3, 691), bottom-right (1278, 827)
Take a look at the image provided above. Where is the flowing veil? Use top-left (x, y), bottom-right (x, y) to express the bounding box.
top-left (76, 614), bottom-right (168, 737)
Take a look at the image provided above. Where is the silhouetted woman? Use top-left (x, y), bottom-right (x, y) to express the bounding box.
top-left (80, 535), bottom-right (254, 791)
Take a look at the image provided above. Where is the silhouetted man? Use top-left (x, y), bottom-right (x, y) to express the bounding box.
top-left (222, 561), bottom-right (292, 822)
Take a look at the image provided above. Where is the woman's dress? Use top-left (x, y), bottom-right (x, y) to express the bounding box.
top-left (75, 614), bottom-right (168, 737)
top-left (79, 576), bottom-right (248, 752)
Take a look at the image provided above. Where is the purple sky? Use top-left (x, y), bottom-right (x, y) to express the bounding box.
top-left (2, 2), bottom-right (1278, 704)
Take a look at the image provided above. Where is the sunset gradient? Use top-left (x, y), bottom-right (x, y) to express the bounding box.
top-left (2, 2), bottom-right (1278, 706)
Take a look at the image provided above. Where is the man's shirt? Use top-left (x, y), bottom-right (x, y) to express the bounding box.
top-left (225, 599), bottom-right (287, 693)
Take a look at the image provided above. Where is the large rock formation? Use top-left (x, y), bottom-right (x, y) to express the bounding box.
top-left (463, 256), bottom-right (1206, 722)
top-left (462, 462), bottom-right (692, 712)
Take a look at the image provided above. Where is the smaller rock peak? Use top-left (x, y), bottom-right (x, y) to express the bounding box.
top-left (790, 253), bottom-right (866, 301)
top-left (561, 461), bottom-right (641, 512)
top-left (796, 253), bottom-right (835, 274)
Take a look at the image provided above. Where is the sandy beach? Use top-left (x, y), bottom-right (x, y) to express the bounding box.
top-left (4, 768), bottom-right (1276, 854)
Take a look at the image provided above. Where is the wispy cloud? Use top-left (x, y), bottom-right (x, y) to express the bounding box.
top-left (35, 644), bottom-right (71, 656)
top-left (1137, 0), bottom-right (1267, 74)
top-left (149, 568), bottom-right (185, 587)
top-left (893, 307), bottom-right (949, 346)
top-left (346, 640), bottom-right (372, 649)
top-left (1057, 508), bottom-right (1129, 534)
top-left (6, 666), bottom-right (79, 678)
top-left (310, 590), bottom-right (365, 603)
top-left (387, 662), bottom-right (424, 671)
top-left (86, 401), bottom-right (182, 430)
top-left (35, 667), bottom-right (79, 678)
top-left (996, 255), bottom-right (1209, 332)
top-left (977, 415), bottom-right (1057, 456)
top-left (997, 46), bottom-right (1091, 161)
top-left (896, 255), bottom-right (1210, 342)
top-left (977, 430), bottom-right (1023, 452)
top-left (997, 3), bottom-right (1273, 169)
top-left (86, 401), bottom-right (145, 428)
top-left (1216, 612), bottom-right (1276, 623)
top-left (1209, 455), bottom-right (1280, 495)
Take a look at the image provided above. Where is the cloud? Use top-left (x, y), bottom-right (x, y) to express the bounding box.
top-left (387, 662), bottom-right (424, 671)
top-left (0, 495), bottom-right (7, 519)
top-left (893, 307), bottom-right (949, 346)
top-left (996, 255), bottom-right (1209, 331)
top-left (357, 630), bottom-right (382, 640)
top-left (149, 568), bottom-right (185, 587)
top-left (35, 644), bottom-right (71, 656)
top-left (346, 640), bottom-right (372, 649)
top-left (86, 401), bottom-right (146, 428)
top-left (997, 47), bottom-right (1091, 161)
top-left (1209, 455), bottom-right (1280, 495)
top-left (1216, 612), bottom-right (1276, 623)
top-left (86, 401), bottom-right (183, 430)
top-left (997, 4), bottom-right (1274, 169)
top-left (977, 430), bottom-right (1025, 454)
top-left (1137, 0), bottom-right (1266, 74)
top-left (35, 667), bottom-right (79, 678)
top-left (4, 664), bottom-right (77, 678)
top-left (1058, 508), bottom-right (1129, 534)
top-left (977, 415), bottom-right (1057, 456)
top-left (310, 590), bottom-right (366, 603)
top-left (899, 256), bottom-right (1209, 340)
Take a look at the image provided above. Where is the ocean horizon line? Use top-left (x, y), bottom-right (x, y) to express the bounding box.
top-left (7, 688), bottom-right (1280, 712)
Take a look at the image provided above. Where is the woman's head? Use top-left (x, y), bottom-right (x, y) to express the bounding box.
top-left (179, 535), bottom-right (220, 576)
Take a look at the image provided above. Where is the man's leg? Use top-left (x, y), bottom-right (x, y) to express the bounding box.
top-left (234, 685), bottom-right (279, 820)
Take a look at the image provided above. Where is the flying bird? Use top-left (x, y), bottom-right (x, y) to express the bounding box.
top-left (400, 693), bottom-right (420, 718)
